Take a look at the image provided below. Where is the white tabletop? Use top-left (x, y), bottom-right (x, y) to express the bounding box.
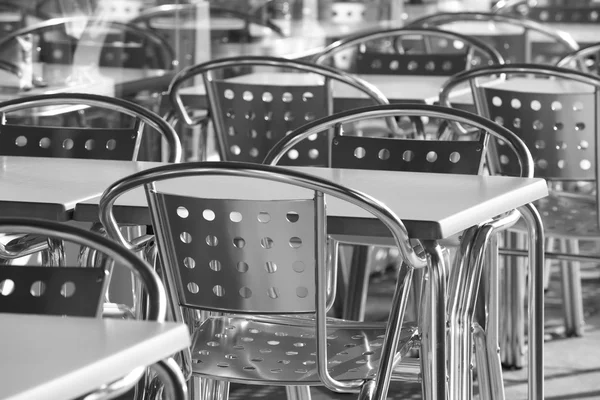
top-left (178, 72), bottom-right (449, 110)
top-left (72, 161), bottom-right (548, 240)
top-left (0, 157), bottom-right (151, 220)
top-left (0, 313), bottom-right (190, 400)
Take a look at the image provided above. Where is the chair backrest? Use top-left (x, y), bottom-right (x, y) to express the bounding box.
top-left (331, 2), bottom-right (367, 23)
top-left (439, 63), bottom-right (600, 181)
top-left (168, 55), bottom-right (392, 166)
top-left (313, 27), bottom-right (504, 75)
top-left (0, 217), bottom-right (167, 322)
top-left (263, 103), bottom-right (534, 181)
top-left (0, 92), bottom-right (182, 162)
top-left (0, 265), bottom-right (107, 317)
top-left (407, 12), bottom-right (579, 64)
top-left (494, 0), bottom-right (600, 24)
top-left (0, 16), bottom-right (175, 70)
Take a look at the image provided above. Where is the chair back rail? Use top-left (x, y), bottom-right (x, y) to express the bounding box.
top-left (494, 0), bottom-right (600, 24)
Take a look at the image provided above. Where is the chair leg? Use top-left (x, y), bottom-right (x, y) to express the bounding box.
top-left (342, 245), bottom-right (370, 321)
top-left (189, 376), bottom-right (229, 400)
top-left (559, 239), bottom-right (585, 337)
top-left (285, 386), bottom-right (311, 400)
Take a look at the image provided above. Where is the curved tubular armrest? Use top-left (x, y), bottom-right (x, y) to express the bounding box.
top-left (312, 27), bottom-right (505, 66)
top-left (0, 218), bottom-right (167, 322)
top-left (557, 43), bottom-right (600, 70)
top-left (167, 55), bottom-right (398, 134)
top-left (0, 93), bottom-right (182, 163)
top-left (82, 367), bottom-right (146, 400)
top-left (407, 11), bottom-right (579, 53)
top-left (263, 103), bottom-right (534, 178)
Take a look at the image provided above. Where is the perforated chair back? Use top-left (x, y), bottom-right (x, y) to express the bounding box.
top-left (494, 0), bottom-right (600, 24)
top-left (0, 92), bottom-right (182, 162)
top-left (0, 265), bottom-right (107, 317)
top-left (0, 16), bottom-right (175, 70)
top-left (331, 134), bottom-right (486, 175)
top-left (331, 2), bottom-right (367, 23)
top-left (313, 27), bottom-right (504, 75)
top-left (147, 191), bottom-right (320, 314)
top-left (439, 64), bottom-right (600, 181)
top-left (168, 56), bottom-right (393, 166)
top-left (407, 12), bottom-right (579, 64)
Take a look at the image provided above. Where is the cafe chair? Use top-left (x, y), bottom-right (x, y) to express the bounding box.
top-left (0, 16), bottom-right (175, 70)
top-left (99, 161), bottom-right (429, 400)
top-left (408, 11), bottom-right (579, 65)
top-left (0, 92), bottom-right (181, 282)
top-left (494, 0), bottom-right (600, 24)
top-left (439, 63), bottom-right (600, 365)
top-left (312, 27), bottom-right (504, 75)
top-left (557, 42), bottom-right (600, 75)
top-left (131, 4), bottom-right (285, 67)
top-left (167, 55), bottom-right (396, 164)
top-left (0, 217), bottom-right (186, 400)
top-left (263, 103), bottom-right (541, 400)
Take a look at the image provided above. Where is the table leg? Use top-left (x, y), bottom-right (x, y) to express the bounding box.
top-left (419, 240), bottom-right (448, 400)
top-left (342, 245), bottom-right (370, 321)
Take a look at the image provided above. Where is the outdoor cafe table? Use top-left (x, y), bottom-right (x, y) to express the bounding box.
top-left (0, 313), bottom-right (190, 400)
top-left (69, 159), bottom-right (547, 399)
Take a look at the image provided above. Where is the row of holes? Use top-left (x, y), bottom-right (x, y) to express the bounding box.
top-left (179, 232), bottom-right (303, 249)
top-left (499, 154), bottom-right (593, 170)
top-left (498, 138), bottom-right (589, 151)
top-left (536, 10), bottom-right (600, 22)
top-left (224, 90), bottom-right (315, 103)
top-left (491, 97), bottom-right (584, 112)
top-left (187, 283), bottom-right (309, 299)
top-left (369, 59), bottom-right (456, 72)
top-left (0, 279), bottom-right (76, 297)
top-left (494, 116), bottom-right (586, 131)
top-left (14, 136), bottom-right (118, 151)
top-left (228, 128), bottom-right (318, 141)
top-left (353, 146), bottom-right (463, 163)
top-left (176, 208), bottom-right (300, 223)
top-left (230, 145), bottom-right (321, 160)
top-left (226, 110), bottom-right (317, 122)
top-left (183, 259), bottom-right (306, 273)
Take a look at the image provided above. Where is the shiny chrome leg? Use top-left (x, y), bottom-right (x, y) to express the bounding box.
top-left (418, 240), bottom-right (448, 400)
top-left (200, 378), bottom-right (229, 400)
top-left (42, 238), bottom-right (65, 267)
top-left (358, 380), bottom-right (375, 400)
top-left (285, 386), bottom-right (312, 400)
top-left (560, 239), bottom-right (584, 337)
top-left (342, 245), bottom-right (370, 321)
top-left (518, 203), bottom-right (545, 400)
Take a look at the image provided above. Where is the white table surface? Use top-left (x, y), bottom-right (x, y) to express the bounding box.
top-left (0, 313), bottom-right (190, 400)
top-left (71, 161), bottom-right (548, 240)
top-left (0, 156), bottom-right (151, 221)
top-left (178, 72), bottom-right (450, 110)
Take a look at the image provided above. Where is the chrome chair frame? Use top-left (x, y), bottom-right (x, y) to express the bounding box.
top-left (0, 217), bottom-right (186, 400)
top-left (0, 92), bottom-right (181, 285)
top-left (439, 63), bottom-right (600, 362)
top-left (0, 16), bottom-right (176, 70)
top-left (312, 27), bottom-right (505, 71)
top-left (263, 103), bottom-right (544, 400)
top-left (407, 11), bottom-right (579, 64)
top-left (131, 3), bottom-right (285, 38)
top-left (98, 161), bottom-right (428, 400)
top-left (557, 42), bottom-right (600, 73)
top-left (167, 55), bottom-right (397, 163)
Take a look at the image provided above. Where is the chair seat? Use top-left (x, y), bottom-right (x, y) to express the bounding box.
top-left (191, 315), bottom-right (417, 385)
top-left (511, 192), bottom-right (600, 238)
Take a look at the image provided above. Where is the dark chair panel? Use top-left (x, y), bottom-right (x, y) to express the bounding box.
top-left (0, 265), bottom-right (107, 317)
top-left (331, 134), bottom-right (486, 175)
top-left (0, 124), bottom-right (139, 160)
top-left (356, 52), bottom-right (468, 76)
top-left (527, 7), bottom-right (600, 24)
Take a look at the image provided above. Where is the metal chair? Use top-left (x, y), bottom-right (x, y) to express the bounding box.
top-left (557, 42), bottom-right (600, 74)
top-left (0, 217), bottom-right (186, 400)
top-left (263, 103), bottom-right (542, 400)
top-left (0, 16), bottom-right (175, 70)
top-left (407, 11), bottom-right (579, 64)
top-left (130, 4), bottom-right (284, 67)
top-left (494, 0), bottom-right (600, 23)
top-left (312, 27), bottom-right (504, 75)
top-left (167, 55), bottom-right (395, 164)
top-left (0, 92), bottom-right (181, 281)
top-left (99, 161), bottom-right (428, 400)
top-left (439, 63), bottom-right (600, 365)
